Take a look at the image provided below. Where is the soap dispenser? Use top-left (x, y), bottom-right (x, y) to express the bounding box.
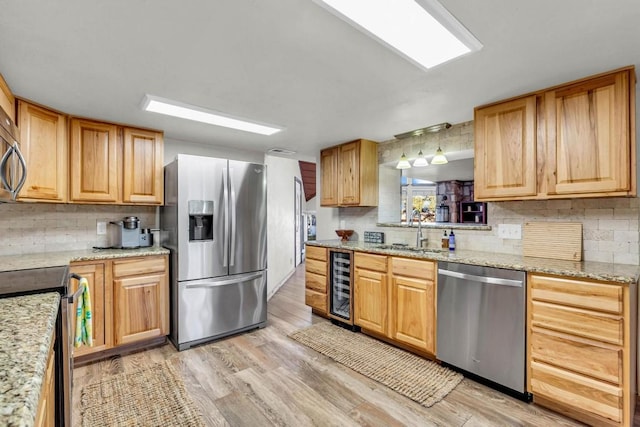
top-left (449, 229), bottom-right (456, 251)
top-left (441, 230), bottom-right (449, 249)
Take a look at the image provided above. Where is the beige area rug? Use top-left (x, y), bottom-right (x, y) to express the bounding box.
top-left (80, 359), bottom-right (205, 427)
top-left (289, 322), bottom-right (463, 408)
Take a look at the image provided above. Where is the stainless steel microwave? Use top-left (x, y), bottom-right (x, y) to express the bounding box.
top-left (0, 105), bottom-right (26, 202)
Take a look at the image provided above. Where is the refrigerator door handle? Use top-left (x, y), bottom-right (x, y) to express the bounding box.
top-left (229, 169), bottom-right (237, 267)
top-left (184, 272), bottom-right (264, 288)
top-left (222, 167), bottom-right (229, 267)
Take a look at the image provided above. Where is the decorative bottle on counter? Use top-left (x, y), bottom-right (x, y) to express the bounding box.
top-left (441, 230), bottom-right (449, 249)
top-left (449, 230), bottom-right (456, 251)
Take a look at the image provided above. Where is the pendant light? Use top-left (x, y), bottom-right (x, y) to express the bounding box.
top-left (396, 152), bottom-right (411, 169)
top-left (412, 150), bottom-right (429, 167)
top-left (431, 146), bottom-right (448, 164)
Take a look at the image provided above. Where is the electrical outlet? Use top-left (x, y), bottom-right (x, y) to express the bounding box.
top-left (96, 221), bottom-right (107, 235)
top-left (498, 224), bottom-right (522, 240)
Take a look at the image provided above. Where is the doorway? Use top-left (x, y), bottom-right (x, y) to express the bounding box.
top-left (294, 177), bottom-right (304, 266)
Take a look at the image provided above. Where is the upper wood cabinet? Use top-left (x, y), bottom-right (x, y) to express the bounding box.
top-left (474, 66), bottom-right (636, 201)
top-left (69, 118), bottom-right (119, 203)
top-left (70, 118), bottom-right (164, 205)
top-left (17, 101), bottom-right (68, 202)
top-left (320, 138), bottom-right (378, 207)
top-left (123, 128), bottom-right (163, 204)
top-left (0, 73), bottom-right (15, 123)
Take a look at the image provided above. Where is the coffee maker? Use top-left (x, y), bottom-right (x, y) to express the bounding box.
top-left (109, 216), bottom-right (141, 248)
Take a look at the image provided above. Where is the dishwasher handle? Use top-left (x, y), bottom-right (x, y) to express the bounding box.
top-left (438, 268), bottom-right (523, 287)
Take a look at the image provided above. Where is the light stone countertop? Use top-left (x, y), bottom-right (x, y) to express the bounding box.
top-left (307, 240), bottom-right (640, 285)
top-left (0, 246), bottom-right (170, 272)
top-left (0, 292), bottom-right (60, 427)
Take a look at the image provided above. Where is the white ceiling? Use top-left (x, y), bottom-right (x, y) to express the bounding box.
top-left (1, 0), bottom-right (639, 161)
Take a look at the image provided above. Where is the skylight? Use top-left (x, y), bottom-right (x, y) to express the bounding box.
top-left (141, 95), bottom-right (283, 136)
top-left (315, 0), bottom-right (481, 70)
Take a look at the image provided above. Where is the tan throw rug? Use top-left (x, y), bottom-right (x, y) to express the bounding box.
top-left (289, 322), bottom-right (463, 408)
top-left (80, 359), bottom-right (205, 427)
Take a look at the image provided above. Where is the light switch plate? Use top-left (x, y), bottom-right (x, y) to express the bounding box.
top-left (498, 224), bottom-right (522, 239)
top-left (96, 221), bottom-right (107, 235)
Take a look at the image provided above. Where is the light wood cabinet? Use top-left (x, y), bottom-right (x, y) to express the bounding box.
top-left (354, 253), bottom-right (388, 335)
top-left (17, 101), bottom-right (67, 202)
top-left (527, 273), bottom-right (637, 426)
top-left (304, 245), bottom-right (328, 315)
top-left (69, 118), bottom-right (119, 203)
top-left (34, 330), bottom-right (55, 427)
top-left (474, 66), bottom-right (636, 201)
top-left (389, 257), bottom-right (436, 354)
top-left (122, 127), bottom-right (164, 205)
top-left (113, 256), bottom-right (169, 345)
top-left (320, 139), bottom-right (378, 207)
top-left (69, 261), bottom-right (110, 357)
top-left (69, 118), bottom-right (164, 205)
top-left (0, 73), bottom-right (15, 123)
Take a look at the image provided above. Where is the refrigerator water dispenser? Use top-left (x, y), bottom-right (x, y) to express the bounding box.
top-left (188, 200), bottom-right (213, 241)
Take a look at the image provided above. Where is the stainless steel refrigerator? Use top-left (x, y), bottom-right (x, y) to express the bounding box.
top-left (161, 154), bottom-right (267, 351)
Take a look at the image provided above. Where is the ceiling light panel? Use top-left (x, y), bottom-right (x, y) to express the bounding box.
top-left (141, 95), bottom-right (283, 136)
top-left (315, 0), bottom-right (481, 70)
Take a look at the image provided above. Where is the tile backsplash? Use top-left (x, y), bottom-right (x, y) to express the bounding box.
top-left (0, 203), bottom-right (156, 256)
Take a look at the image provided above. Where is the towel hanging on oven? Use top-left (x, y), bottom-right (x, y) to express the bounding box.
top-left (74, 278), bottom-right (93, 348)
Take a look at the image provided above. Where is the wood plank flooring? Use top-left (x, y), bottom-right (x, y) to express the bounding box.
top-left (73, 264), bottom-right (627, 426)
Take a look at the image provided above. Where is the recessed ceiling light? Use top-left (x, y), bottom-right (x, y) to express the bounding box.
top-left (314, 0), bottom-right (482, 70)
top-left (141, 95), bottom-right (283, 136)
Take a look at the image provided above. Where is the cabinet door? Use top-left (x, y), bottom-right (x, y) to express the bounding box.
top-left (474, 95), bottom-right (537, 200)
top-left (69, 262), bottom-right (109, 357)
top-left (114, 272), bottom-right (169, 345)
top-left (389, 275), bottom-right (435, 353)
top-left (320, 147), bottom-right (338, 206)
top-left (69, 118), bottom-right (119, 203)
top-left (0, 74), bottom-right (15, 123)
top-left (546, 70), bottom-right (632, 195)
top-left (122, 127), bottom-right (163, 204)
top-left (338, 140), bottom-right (360, 205)
top-left (17, 101), bottom-right (67, 202)
top-left (354, 268), bottom-right (387, 335)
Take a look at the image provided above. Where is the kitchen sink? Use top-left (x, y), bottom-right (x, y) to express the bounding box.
top-left (372, 244), bottom-right (446, 254)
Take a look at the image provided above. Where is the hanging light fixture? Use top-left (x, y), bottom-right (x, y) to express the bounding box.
top-left (396, 152), bottom-right (411, 169)
top-left (431, 146), bottom-right (448, 164)
top-left (412, 149), bottom-right (429, 167)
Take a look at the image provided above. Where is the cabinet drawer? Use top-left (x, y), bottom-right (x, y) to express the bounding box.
top-left (530, 329), bottom-right (622, 384)
top-left (530, 361), bottom-right (622, 423)
top-left (306, 258), bottom-right (326, 276)
top-left (305, 271), bottom-right (327, 293)
top-left (391, 257), bottom-right (435, 280)
top-left (355, 252), bottom-right (387, 272)
top-left (305, 289), bottom-right (327, 312)
top-left (531, 301), bottom-right (622, 345)
top-left (530, 274), bottom-right (622, 314)
top-left (113, 256), bottom-right (166, 278)
top-left (306, 245), bottom-right (327, 262)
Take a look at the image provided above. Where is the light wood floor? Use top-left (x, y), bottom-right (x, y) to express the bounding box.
top-left (74, 264), bottom-right (614, 426)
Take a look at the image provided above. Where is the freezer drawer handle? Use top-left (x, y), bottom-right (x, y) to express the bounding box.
top-left (438, 269), bottom-right (523, 287)
top-left (185, 272), bottom-right (264, 288)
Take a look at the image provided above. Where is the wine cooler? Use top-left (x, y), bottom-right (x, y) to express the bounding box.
top-left (329, 249), bottom-right (353, 324)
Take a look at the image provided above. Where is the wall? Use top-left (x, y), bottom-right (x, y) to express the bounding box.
top-left (0, 203), bottom-right (155, 256)
top-left (265, 154), bottom-right (302, 297)
top-left (164, 138), bottom-right (264, 165)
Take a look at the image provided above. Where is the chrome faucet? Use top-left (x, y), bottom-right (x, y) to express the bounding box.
top-left (412, 209), bottom-right (428, 248)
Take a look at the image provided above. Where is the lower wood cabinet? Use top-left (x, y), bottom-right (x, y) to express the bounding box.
top-left (69, 254), bottom-right (168, 360)
top-left (34, 331), bottom-right (55, 427)
top-left (353, 253), bottom-right (436, 356)
top-left (113, 256), bottom-right (169, 345)
top-left (528, 273), bottom-right (636, 426)
top-left (304, 245), bottom-right (328, 316)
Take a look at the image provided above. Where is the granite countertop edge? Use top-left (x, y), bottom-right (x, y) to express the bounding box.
top-left (0, 292), bottom-right (60, 427)
top-left (307, 240), bottom-right (640, 285)
top-left (0, 246), bottom-right (170, 272)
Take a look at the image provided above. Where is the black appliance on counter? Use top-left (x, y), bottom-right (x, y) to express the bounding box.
top-left (0, 265), bottom-right (84, 426)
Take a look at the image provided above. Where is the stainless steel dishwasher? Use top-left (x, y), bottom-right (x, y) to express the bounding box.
top-left (437, 261), bottom-right (529, 399)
